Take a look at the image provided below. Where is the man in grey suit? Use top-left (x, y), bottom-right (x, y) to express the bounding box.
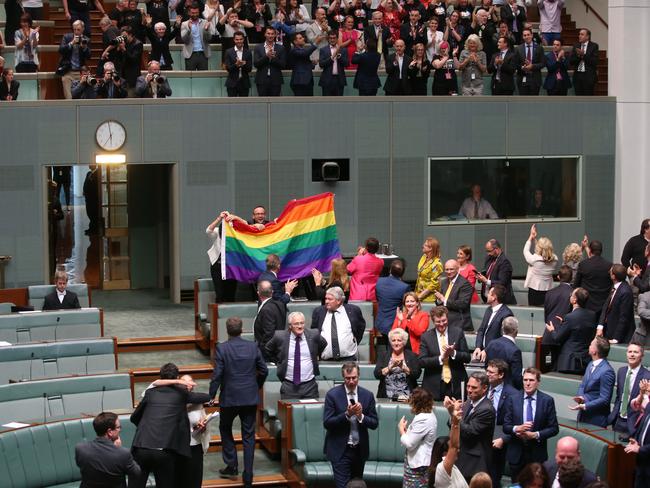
top-left (76, 412), bottom-right (141, 488)
top-left (265, 311), bottom-right (327, 399)
top-left (434, 259), bottom-right (474, 332)
top-left (180, 4), bottom-right (214, 70)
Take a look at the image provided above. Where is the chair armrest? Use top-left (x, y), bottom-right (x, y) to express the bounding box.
top-left (289, 448), bottom-right (306, 465)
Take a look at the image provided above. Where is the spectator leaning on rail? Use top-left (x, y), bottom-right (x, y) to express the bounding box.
top-left (0, 68), bottom-right (19, 101)
top-left (135, 61), bottom-right (172, 98)
top-left (57, 20), bottom-right (91, 100)
top-left (71, 65), bottom-right (99, 99)
top-left (95, 61), bottom-right (128, 98)
top-left (14, 13), bottom-right (40, 73)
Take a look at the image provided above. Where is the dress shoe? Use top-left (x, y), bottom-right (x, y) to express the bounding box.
top-left (219, 466), bottom-right (238, 478)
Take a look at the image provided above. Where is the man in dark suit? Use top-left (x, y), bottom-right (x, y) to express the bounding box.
top-left (434, 259), bottom-right (473, 332)
top-left (626, 400), bottom-right (650, 488)
top-left (486, 359), bottom-right (519, 488)
top-left (76, 412), bottom-right (141, 487)
top-left (542, 265), bottom-right (574, 371)
top-left (608, 342), bottom-right (649, 435)
top-left (456, 371), bottom-right (495, 482)
top-left (130, 363), bottom-right (211, 488)
top-left (544, 437), bottom-right (599, 488)
top-left (42, 270), bottom-right (82, 310)
top-left (311, 286), bottom-right (365, 360)
top-left (209, 317), bottom-right (268, 487)
top-left (375, 259), bottom-right (410, 346)
top-left (597, 263), bottom-right (635, 344)
top-left (364, 11), bottom-right (391, 66)
top-left (477, 238), bottom-right (516, 304)
top-left (265, 311), bottom-right (327, 399)
top-left (352, 39), bottom-right (382, 96)
top-left (573, 239), bottom-right (612, 313)
top-left (485, 316), bottom-right (523, 389)
top-left (254, 280), bottom-right (287, 361)
top-left (629, 242), bottom-right (650, 294)
top-left (488, 36), bottom-right (516, 95)
top-left (289, 33), bottom-right (317, 96)
top-left (499, 0), bottom-right (526, 44)
top-left (258, 253), bottom-right (298, 305)
top-left (224, 31), bottom-right (253, 97)
top-left (546, 287), bottom-right (597, 374)
top-left (323, 361), bottom-right (378, 488)
top-left (399, 9), bottom-right (426, 56)
top-left (514, 27), bottom-right (545, 95)
top-left (622, 219), bottom-right (650, 271)
top-left (503, 367), bottom-right (559, 481)
top-left (468, 8), bottom-right (497, 61)
top-left (318, 30), bottom-right (347, 96)
top-left (253, 26), bottom-right (286, 96)
top-left (569, 28), bottom-right (599, 96)
top-left (473, 284), bottom-right (513, 361)
top-left (419, 306), bottom-right (471, 401)
top-left (572, 336), bottom-right (615, 427)
top-left (383, 39), bottom-right (411, 95)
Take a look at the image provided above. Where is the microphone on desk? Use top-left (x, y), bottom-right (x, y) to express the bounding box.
top-left (30, 352), bottom-right (35, 380)
top-left (85, 347), bottom-right (90, 375)
top-left (55, 316), bottom-right (60, 342)
top-left (43, 393), bottom-right (47, 424)
top-left (101, 386), bottom-right (106, 413)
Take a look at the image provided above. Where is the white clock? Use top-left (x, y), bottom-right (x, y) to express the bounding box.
top-left (95, 120), bottom-right (126, 151)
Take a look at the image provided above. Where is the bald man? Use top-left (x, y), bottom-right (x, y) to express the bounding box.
top-left (543, 437), bottom-right (599, 487)
top-left (435, 260), bottom-right (474, 331)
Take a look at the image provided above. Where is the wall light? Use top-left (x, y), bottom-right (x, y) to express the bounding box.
top-left (95, 154), bottom-right (126, 164)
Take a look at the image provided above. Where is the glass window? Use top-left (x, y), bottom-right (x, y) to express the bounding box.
top-left (428, 156), bottom-right (580, 224)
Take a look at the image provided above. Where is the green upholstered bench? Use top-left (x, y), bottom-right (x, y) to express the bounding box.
top-left (539, 374), bottom-right (583, 422)
top-left (0, 373), bottom-right (132, 426)
top-left (0, 414), bottom-right (148, 488)
top-left (0, 303), bottom-right (13, 315)
top-left (28, 284), bottom-right (91, 309)
top-left (194, 278), bottom-right (215, 351)
top-left (285, 401), bottom-right (451, 487)
top-left (0, 308), bottom-right (103, 344)
top-left (0, 338), bottom-right (117, 384)
top-left (547, 424), bottom-right (610, 481)
top-left (516, 334), bottom-right (540, 369)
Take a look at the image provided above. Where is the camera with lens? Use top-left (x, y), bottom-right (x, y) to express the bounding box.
top-left (87, 76), bottom-right (97, 86)
top-left (112, 74), bottom-right (121, 82)
top-left (110, 35), bottom-right (126, 46)
top-left (152, 73), bottom-right (165, 83)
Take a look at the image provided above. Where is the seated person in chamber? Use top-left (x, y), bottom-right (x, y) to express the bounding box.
top-left (458, 183), bottom-right (498, 220)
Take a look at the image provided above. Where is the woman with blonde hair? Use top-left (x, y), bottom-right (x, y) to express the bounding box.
top-left (416, 237), bottom-right (443, 302)
top-left (392, 291), bottom-right (430, 354)
top-left (523, 224), bottom-right (558, 306)
top-left (312, 258), bottom-right (350, 303)
top-left (562, 242), bottom-right (583, 280)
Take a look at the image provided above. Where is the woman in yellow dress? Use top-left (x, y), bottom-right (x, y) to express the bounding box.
top-left (415, 237), bottom-right (443, 302)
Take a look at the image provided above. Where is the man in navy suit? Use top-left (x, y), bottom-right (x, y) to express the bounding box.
top-left (42, 270), bottom-right (82, 311)
top-left (311, 286), bottom-right (365, 361)
top-left (209, 317), bottom-right (268, 487)
top-left (319, 30), bottom-right (347, 96)
top-left (486, 359), bottom-right (519, 488)
top-left (597, 263), bottom-right (635, 344)
top-left (572, 336), bottom-right (615, 427)
top-left (323, 361), bottom-right (378, 488)
top-left (608, 342), bottom-right (648, 435)
top-left (477, 239), bottom-right (516, 304)
top-left (473, 284), bottom-right (513, 362)
top-left (434, 259), bottom-right (474, 332)
top-left (257, 253), bottom-right (298, 305)
top-left (485, 316), bottom-right (523, 389)
top-left (542, 265), bottom-right (574, 371)
top-left (224, 31), bottom-right (253, 97)
top-left (573, 239), bottom-right (612, 313)
top-left (254, 280), bottom-right (287, 361)
top-left (626, 398), bottom-right (650, 488)
top-left (288, 33), bottom-right (317, 96)
top-left (375, 259), bottom-right (410, 347)
top-left (352, 38), bottom-right (381, 96)
top-left (503, 367), bottom-right (559, 481)
top-left (253, 26), bottom-right (286, 96)
top-left (514, 27), bottom-right (545, 95)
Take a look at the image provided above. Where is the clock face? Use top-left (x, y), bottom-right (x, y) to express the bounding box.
top-left (95, 120), bottom-right (126, 151)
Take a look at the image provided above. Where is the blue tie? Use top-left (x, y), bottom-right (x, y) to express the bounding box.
top-left (526, 395), bottom-right (534, 423)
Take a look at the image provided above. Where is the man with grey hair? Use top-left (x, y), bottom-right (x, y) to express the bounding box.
top-left (485, 315), bottom-right (523, 389)
top-left (43, 270), bottom-right (81, 310)
top-left (265, 311), bottom-right (327, 399)
top-left (254, 280), bottom-right (286, 362)
top-left (135, 61), bottom-right (172, 98)
top-left (96, 61), bottom-right (127, 98)
top-left (311, 287), bottom-right (366, 361)
top-left (435, 259), bottom-right (474, 332)
top-left (58, 20), bottom-right (91, 99)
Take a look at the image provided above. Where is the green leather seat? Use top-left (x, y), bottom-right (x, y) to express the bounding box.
top-left (539, 374), bottom-right (583, 422)
top-left (0, 309), bottom-right (102, 344)
top-left (28, 284), bottom-right (91, 309)
top-left (194, 278), bottom-right (215, 339)
top-left (0, 302), bottom-right (13, 315)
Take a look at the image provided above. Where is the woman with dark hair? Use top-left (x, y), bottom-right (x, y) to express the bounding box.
top-left (399, 388), bottom-right (437, 487)
top-left (512, 462), bottom-right (550, 488)
top-left (14, 13), bottom-right (39, 73)
top-left (374, 327), bottom-right (421, 399)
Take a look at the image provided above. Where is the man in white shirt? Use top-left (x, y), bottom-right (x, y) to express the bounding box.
top-left (459, 183), bottom-right (499, 220)
top-left (42, 270), bottom-right (81, 310)
top-left (569, 28), bottom-right (599, 96)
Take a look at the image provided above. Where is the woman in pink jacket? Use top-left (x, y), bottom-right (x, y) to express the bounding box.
top-left (347, 237), bottom-right (384, 300)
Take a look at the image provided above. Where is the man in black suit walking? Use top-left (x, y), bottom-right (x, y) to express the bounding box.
top-left (477, 239), bottom-right (516, 304)
top-left (224, 31), bottom-right (252, 97)
top-left (573, 239), bottom-right (612, 313)
top-left (419, 306), bottom-right (471, 401)
top-left (265, 311), bottom-right (327, 399)
top-left (311, 286), bottom-right (365, 361)
top-left (569, 28), bottom-right (599, 96)
top-left (514, 27), bottom-right (545, 95)
top-left (42, 270), bottom-right (81, 310)
top-left (597, 263), bottom-right (635, 344)
top-left (434, 259), bottom-right (474, 332)
top-left (210, 317), bottom-right (268, 487)
top-left (130, 363), bottom-right (211, 488)
top-left (253, 26), bottom-right (286, 96)
top-left (542, 265), bottom-right (574, 371)
top-left (76, 412), bottom-right (141, 487)
top-left (473, 284), bottom-right (513, 362)
top-left (254, 280), bottom-right (287, 361)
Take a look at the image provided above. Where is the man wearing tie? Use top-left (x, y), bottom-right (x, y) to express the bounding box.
top-left (569, 28), bottom-right (599, 96)
top-left (318, 31), bottom-right (347, 96)
top-left (571, 337), bottom-right (615, 427)
top-left (323, 362), bottom-right (378, 488)
top-left (488, 36), bottom-right (516, 95)
top-left (434, 259), bottom-right (474, 332)
top-left (265, 311), bottom-right (327, 399)
top-left (515, 27), bottom-right (545, 95)
top-left (253, 280), bottom-right (287, 362)
top-left (608, 342), bottom-right (648, 436)
top-left (503, 367), bottom-right (559, 481)
top-left (253, 26), bottom-right (286, 96)
top-left (625, 384), bottom-right (650, 488)
top-left (486, 359), bottom-right (519, 488)
top-left (473, 284), bottom-right (513, 362)
top-left (418, 306), bottom-right (471, 401)
top-left (596, 264), bottom-right (635, 344)
top-left (477, 239), bottom-right (516, 304)
top-left (364, 11), bottom-right (390, 67)
top-left (311, 287), bottom-right (366, 361)
top-left (456, 371), bottom-right (495, 482)
top-left (224, 31), bottom-right (252, 97)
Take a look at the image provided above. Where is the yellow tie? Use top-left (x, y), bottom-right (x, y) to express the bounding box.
top-left (377, 29), bottom-right (383, 54)
top-left (439, 333), bottom-right (451, 383)
top-left (443, 280), bottom-right (453, 302)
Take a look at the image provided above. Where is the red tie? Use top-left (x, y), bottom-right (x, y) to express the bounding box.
top-left (526, 45), bottom-right (532, 63)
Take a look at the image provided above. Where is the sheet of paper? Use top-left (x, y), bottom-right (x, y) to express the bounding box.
top-left (2, 422), bottom-right (30, 429)
top-left (299, 399), bottom-right (319, 403)
top-left (0, 341), bottom-right (12, 347)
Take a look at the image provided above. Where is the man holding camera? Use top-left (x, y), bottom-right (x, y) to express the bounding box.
top-left (96, 61), bottom-right (127, 98)
top-left (58, 20), bottom-right (91, 99)
top-left (71, 65), bottom-right (98, 98)
top-left (135, 61), bottom-right (172, 98)
top-left (109, 26), bottom-right (142, 97)
top-left (181, 3), bottom-right (215, 71)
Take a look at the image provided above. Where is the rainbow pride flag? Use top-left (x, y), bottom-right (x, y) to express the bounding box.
top-left (221, 193), bottom-right (341, 283)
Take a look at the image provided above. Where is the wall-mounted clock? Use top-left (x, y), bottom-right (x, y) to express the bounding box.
top-left (95, 120), bottom-right (126, 151)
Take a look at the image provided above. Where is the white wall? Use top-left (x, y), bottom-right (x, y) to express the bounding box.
top-left (566, 0), bottom-right (609, 50)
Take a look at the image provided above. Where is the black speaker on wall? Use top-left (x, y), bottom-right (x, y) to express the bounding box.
top-left (312, 158), bottom-right (350, 182)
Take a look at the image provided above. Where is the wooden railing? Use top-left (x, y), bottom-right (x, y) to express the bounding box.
top-left (581, 0), bottom-right (609, 29)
